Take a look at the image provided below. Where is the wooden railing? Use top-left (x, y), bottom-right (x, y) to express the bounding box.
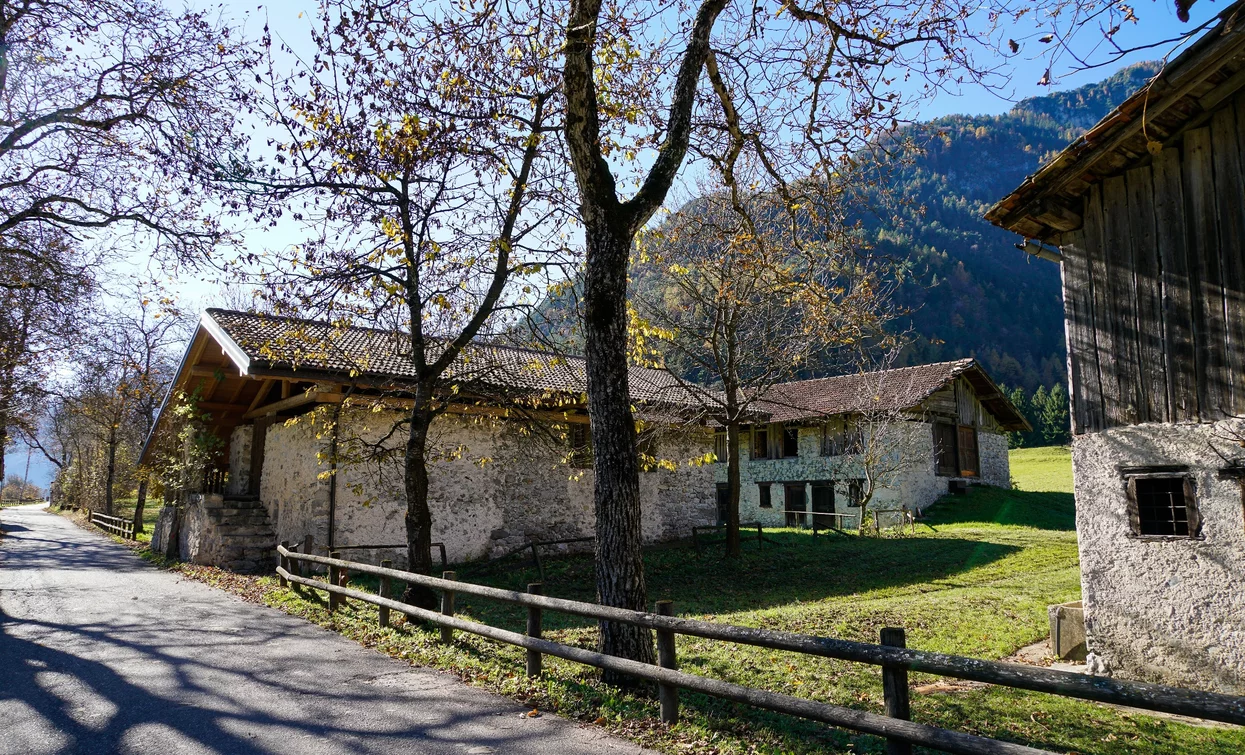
top-left (275, 545), bottom-right (1245, 755)
top-left (331, 542), bottom-right (449, 571)
top-left (91, 511), bottom-right (136, 540)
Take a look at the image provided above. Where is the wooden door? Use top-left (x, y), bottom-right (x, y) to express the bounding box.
top-left (784, 483), bottom-right (807, 527)
top-left (811, 483), bottom-right (835, 528)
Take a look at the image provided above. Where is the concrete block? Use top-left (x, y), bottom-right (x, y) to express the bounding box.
top-left (1049, 600), bottom-right (1086, 661)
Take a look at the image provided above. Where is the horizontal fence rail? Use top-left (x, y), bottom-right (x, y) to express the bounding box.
top-left (276, 546), bottom-right (1245, 754)
top-left (91, 511), bottom-right (136, 540)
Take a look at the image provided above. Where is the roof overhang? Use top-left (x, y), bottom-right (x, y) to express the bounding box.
top-left (986, 1), bottom-right (1245, 240)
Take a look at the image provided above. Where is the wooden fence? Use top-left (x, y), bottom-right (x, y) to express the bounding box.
top-left (91, 511), bottom-right (135, 540)
top-left (276, 545), bottom-right (1245, 755)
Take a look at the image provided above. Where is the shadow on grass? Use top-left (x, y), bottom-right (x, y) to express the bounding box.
top-left (344, 530), bottom-right (1021, 634)
top-left (922, 486), bottom-right (1075, 531)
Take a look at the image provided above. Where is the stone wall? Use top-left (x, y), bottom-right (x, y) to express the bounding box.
top-left (259, 415), bottom-right (333, 556)
top-left (714, 421), bottom-right (1009, 528)
top-left (256, 407), bottom-right (716, 566)
top-left (1073, 421), bottom-right (1245, 693)
top-left (225, 425), bottom-right (253, 496)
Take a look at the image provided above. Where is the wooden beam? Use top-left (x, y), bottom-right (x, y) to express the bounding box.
top-left (353, 396), bottom-right (590, 424)
top-left (189, 365), bottom-right (240, 379)
top-left (247, 379), bottom-right (275, 413)
top-left (243, 390), bottom-right (345, 420)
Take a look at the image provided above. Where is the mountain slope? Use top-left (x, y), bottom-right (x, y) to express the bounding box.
top-left (876, 62), bottom-right (1159, 390)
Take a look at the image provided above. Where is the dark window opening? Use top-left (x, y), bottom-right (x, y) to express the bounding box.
top-left (752, 426), bottom-right (769, 460)
top-left (569, 423), bottom-right (593, 468)
top-left (847, 480), bottom-right (863, 507)
top-left (782, 426), bottom-right (799, 458)
top-left (714, 431), bottom-right (728, 462)
top-left (716, 483), bottom-right (730, 525)
top-left (758, 483), bottom-right (772, 509)
top-left (934, 423), bottom-right (958, 477)
top-left (1129, 475), bottom-right (1199, 538)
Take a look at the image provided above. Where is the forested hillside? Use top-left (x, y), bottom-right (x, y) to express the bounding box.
top-left (865, 62), bottom-right (1159, 391)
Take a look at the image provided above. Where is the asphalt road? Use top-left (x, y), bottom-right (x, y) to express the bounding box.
top-left (0, 504), bottom-right (652, 755)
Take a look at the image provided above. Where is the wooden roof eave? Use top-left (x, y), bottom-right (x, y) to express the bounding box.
top-left (986, 2), bottom-right (1245, 239)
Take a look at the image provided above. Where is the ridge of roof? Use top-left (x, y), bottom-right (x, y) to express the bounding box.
top-left (764, 358), bottom-right (977, 390)
top-left (205, 307), bottom-right (588, 364)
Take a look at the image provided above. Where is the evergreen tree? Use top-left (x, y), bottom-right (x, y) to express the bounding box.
top-left (1041, 384), bottom-right (1071, 446)
top-left (1005, 385), bottom-right (1029, 448)
top-left (1029, 385), bottom-right (1049, 447)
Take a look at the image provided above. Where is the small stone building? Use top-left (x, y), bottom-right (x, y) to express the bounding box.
top-left (140, 309), bottom-right (719, 568)
top-left (713, 360), bottom-right (1025, 529)
top-left (987, 4), bottom-right (1245, 693)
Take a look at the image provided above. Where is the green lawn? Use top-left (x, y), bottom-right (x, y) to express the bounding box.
top-left (1010, 445), bottom-right (1074, 494)
top-left (240, 444), bottom-right (1244, 754)
top-left (108, 498), bottom-right (160, 542)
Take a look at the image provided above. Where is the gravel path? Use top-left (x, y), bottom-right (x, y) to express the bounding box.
top-left (0, 504), bottom-right (653, 755)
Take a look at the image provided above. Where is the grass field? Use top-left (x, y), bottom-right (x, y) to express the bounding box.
top-left (109, 498), bottom-right (159, 542)
top-left (147, 445), bottom-right (1244, 753)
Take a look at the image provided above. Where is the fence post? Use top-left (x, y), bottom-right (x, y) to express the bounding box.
top-left (880, 626), bottom-right (912, 755)
top-left (526, 582), bottom-right (543, 678)
top-left (440, 571), bottom-right (456, 644)
top-left (530, 543), bottom-right (546, 583)
top-left (756, 522), bottom-right (763, 546)
top-left (290, 543), bottom-right (303, 595)
top-left (328, 551), bottom-right (341, 613)
top-left (378, 559), bottom-right (392, 628)
top-left (656, 599), bottom-right (679, 724)
top-left (279, 541), bottom-right (289, 588)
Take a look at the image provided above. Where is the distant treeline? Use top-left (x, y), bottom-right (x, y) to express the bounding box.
top-left (1002, 384), bottom-right (1071, 448)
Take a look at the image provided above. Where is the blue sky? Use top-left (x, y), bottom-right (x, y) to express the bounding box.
top-left (7, 0), bottom-right (1223, 490)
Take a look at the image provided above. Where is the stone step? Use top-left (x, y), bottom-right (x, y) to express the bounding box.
top-left (207, 511), bottom-right (270, 523)
top-left (221, 536), bottom-right (277, 548)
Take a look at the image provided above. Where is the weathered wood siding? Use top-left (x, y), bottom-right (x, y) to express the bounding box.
top-left (1061, 91), bottom-right (1245, 433)
top-left (919, 377), bottom-right (1003, 433)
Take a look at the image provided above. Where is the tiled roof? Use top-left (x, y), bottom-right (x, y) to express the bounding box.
top-left (755, 358), bottom-right (1027, 430)
top-left (205, 309), bottom-right (706, 407)
top-left (203, 310), bottom-right (1028, 429)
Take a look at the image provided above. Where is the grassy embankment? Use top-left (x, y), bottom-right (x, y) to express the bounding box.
top-left (138, 446), bottom-right (1243, 753)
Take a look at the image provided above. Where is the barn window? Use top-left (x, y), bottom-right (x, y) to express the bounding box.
top-left (822, 422), bottom-right (863, 456)
top-left (713, 431), bottom-right (729, 462)
top-left (569, 423), bottom-right (593, 468)
top-left (758, 482), bottom-right (772, 508)
top-left (751, 426), bottom-right (770, 459)
top-left (1127, 474), bottom-right (1200, 538)
top-left (957, 426), bottom-right (980, 477)
top-left (716, 483), bottom-right (730, 525)
top-left (933, 423), bottom-right (958, 477)
top-left (782, 425), bottom-right (800, 458)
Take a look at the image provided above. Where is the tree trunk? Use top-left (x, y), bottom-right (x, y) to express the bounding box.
top-left (725, 420), bottom-right (742, 558)
top-left (402, 391), bottom-right (440, 610)
top-left (133, 479), bottom-right (148, 534)
top-left (0, 420), bottom-right (7, 500)
top-left (583, 217), bottom-right (655, 679)
top-left (104, 425), bottom-right (118, 515)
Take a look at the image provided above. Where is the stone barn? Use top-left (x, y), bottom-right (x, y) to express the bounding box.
top-left (987, 4), bottom-right (1245, 693)
top-left (141, 309), bottom-right (719, 570)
